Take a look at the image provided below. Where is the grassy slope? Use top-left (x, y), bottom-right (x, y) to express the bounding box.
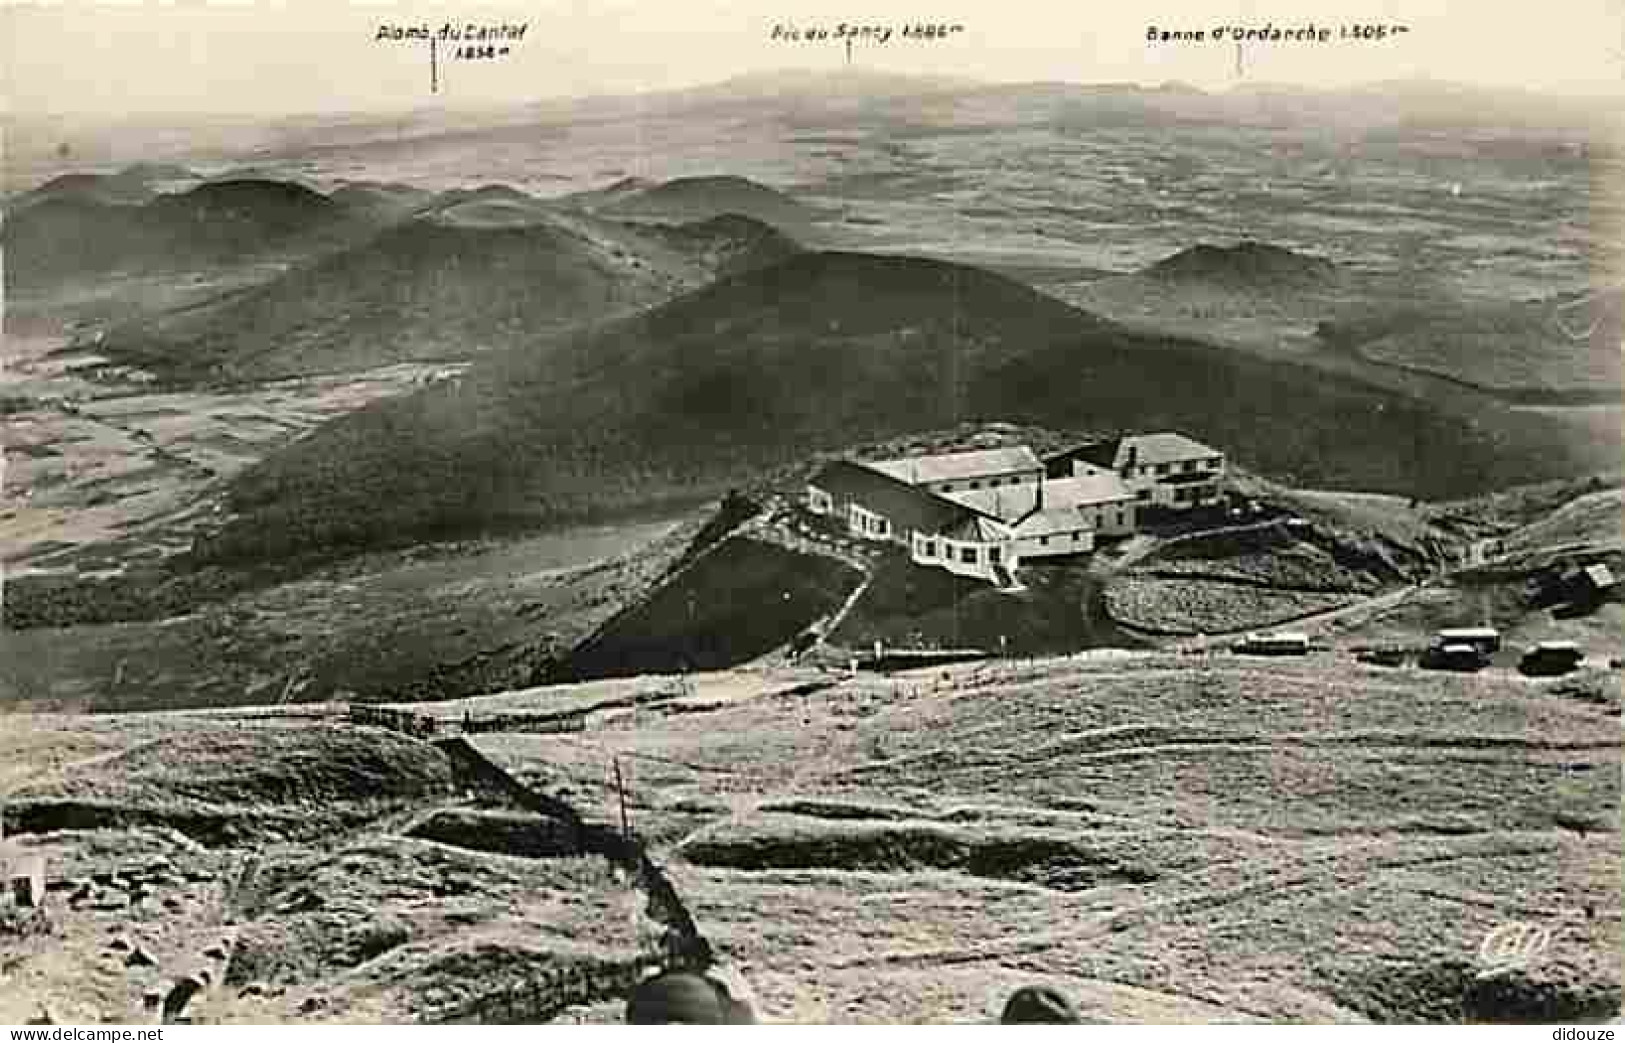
top-left (474, 655), bottom-right (1620, 1023)
top-left (2, 721), bottom-right (458, 846)
top-left (0, 715), bottom-right (658, 1025)
top-left (203, 251), bottom-right (1606, 566)
top-left (1102, 480), bottom-right (1460, 635)
top-left (0, 517), bottom-right (699, 712)
top-left (2, 645), bottom-right (1616, 1022)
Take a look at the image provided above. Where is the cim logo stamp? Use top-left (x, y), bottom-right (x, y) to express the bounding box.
top-left (1476, 921), bottom-right (1553, 980)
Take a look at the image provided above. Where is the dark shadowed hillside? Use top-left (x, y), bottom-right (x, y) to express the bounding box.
top-left (199, 251), bottom-right (1606, 564)
top-left (564, 538), bottom-right (862, 680)
top-left (625, 213), bottom-right (804, 278)
top-left (4, 178), bottom-right (356, 291)
top-left (98, 206), bottom-right (805, 382)
top-left (136, 178), bottom-right (342, 243)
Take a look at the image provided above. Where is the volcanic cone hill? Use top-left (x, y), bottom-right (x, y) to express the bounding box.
top-left (4, 178), bottom-right (355, 291)
top-left (97, 200), bottom-right (804, 383)
top-left (596, 174), bottom-right (816, 230)
top-left (1147, 239), bottom-right (1339, 286)
top-left (196, 250), bottom-right (1603, 565)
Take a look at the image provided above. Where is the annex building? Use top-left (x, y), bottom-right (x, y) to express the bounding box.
top-left (1045, 431), bottom-right (1226, 511)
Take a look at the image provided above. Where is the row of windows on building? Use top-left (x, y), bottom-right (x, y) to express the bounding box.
top-left (1133, 458), bottom-right (1220, 479)
top-left (917, 537), bottom-right (1003, 565)
top-left (928, 474), bottom-right (1034, 494)
top-left (851, 505), bottom-right (891, 538)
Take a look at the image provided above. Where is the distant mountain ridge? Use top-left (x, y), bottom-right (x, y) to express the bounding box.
top-left (5, 71), bottom-right (1611, 187)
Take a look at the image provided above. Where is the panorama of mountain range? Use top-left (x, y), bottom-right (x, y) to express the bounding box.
top-left (0, 69), bottom-right (1621, 1026)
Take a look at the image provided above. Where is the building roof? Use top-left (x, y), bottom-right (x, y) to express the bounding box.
top-left (1013, 507), bottom-right (1094, 538)
top-left (1049, 432), bottom-right (1221, 474)
top-left (0, 851), bottom-right (46, 888)
top-left (868, 445), bottom-right (1043, 486)
top-left (1044, 441), bottom-right (1118, 473)
top-left (942, 514), bottom-right (1012, 543)
top-left (1118, 432), bottom-right (1222, 468)
top-left (944, 473), bottom-right (1134, 521)
top-left (808, 459), bottom-right (984, 537)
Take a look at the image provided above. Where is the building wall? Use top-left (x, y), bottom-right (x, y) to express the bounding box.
top-left (1016, 528), bottom-right (1094, 558)
top-left (2, 855), bottom-right (46, 909)
top-left (1157, 481), bottom-right (1223, 509)
top-left (1076, 457), bottom-right (1225, 512)
top-left (922, 467), bottom-right (1044, 496)
top-left (806, 482), bottom-right (906, 545)
top-left (910, 531), bottom-right (1019, 582)
top-left (1069, 461), bottom-right (1114, 480)
top-left (847, 502), bottom-right (895, 542)
top-left (1087, 500), bottom-right (1136, 536)
top-left (808, 478), bottom-right (1019, 585)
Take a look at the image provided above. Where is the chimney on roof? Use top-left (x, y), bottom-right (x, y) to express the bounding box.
top-left (1122, 442), bottom-right (1137, 475)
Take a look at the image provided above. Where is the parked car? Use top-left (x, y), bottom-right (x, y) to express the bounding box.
top-left (1420, 643), bottom-right (1490, 672)
top-left (1519, 640), bottom-right (1584, 677)
top-left (1231, 632), bottom-right (1310, 656)
top-left (1434, 627), bottom-right (1501, 654)
top-left (1356, 645), bottom-right (1408, 667)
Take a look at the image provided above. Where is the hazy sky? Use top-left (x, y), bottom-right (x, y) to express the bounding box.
top-left (4, 0), bottom-right (1624, 115)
